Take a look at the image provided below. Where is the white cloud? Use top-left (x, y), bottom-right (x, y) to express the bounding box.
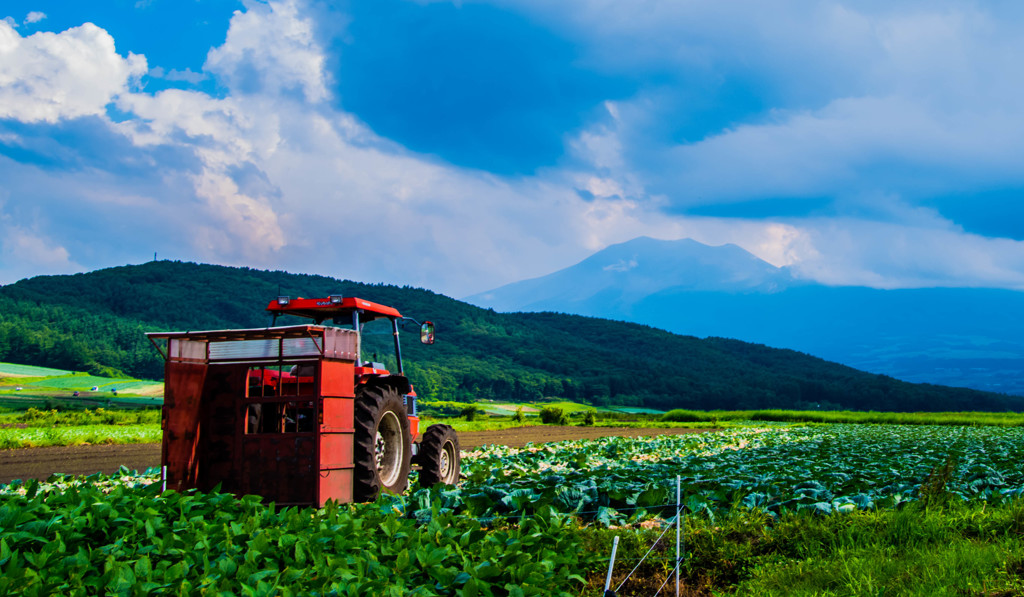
top-left (96, 0), bottom-right (631, 293)
top-left (2, 228), bottom-right (74, 269)
top-left (191, 170), bottom-right (286, 259)
top-left (24, 12), bottom-right (46, 24)
top-left (4, 0), bottom-right (1024, 297)
top-left (650, 94), bottom-right (1024, 208)
top-left (0, 201), bottom-right (82, 284)
top-left (490, 1), bottom-right (1024, 209)
top-left (104, 1), bottom-right (335, 266)
top-left (114, 88), bottom-right (286, 262)
top-left (204, 0), bottom-right (327, 102)
top-left (0, 21), bottom-right (146, 123)
top-left (789, 219), bottom-right (1024, 290)
top-left (256, 115), bottom-right (606, 291)
top-left (584, 212), bottom-right (1024, 293)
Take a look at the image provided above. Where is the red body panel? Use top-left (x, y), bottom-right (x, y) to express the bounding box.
top-left (321, 360), bottom-right (356, 397)
top-left (318, 359), bottom-right (355, 504)
top-left (161, 362), bottom-right (207, 491)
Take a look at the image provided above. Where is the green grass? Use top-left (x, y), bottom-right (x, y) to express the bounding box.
top-left (419, 417), bottom-right (545, 432)
top-left (0, 363), bottom-right (161, 399)
top-left (0, 363), bottom-right (71, 377)
top-left (662, 408), bottom-right (1024, 427)
top-left (0, 424), bottom-right (160, 448)
top-left (0, 407), bottom-right (160, 427)
top-left (0, 376), bottom-right (50, 387)
top-left (23, 374), bottom-right (134, 390)
top-left (728, 502), bottom-right (1024, 596)
top-left (0, 395), bottom-right (163, 412)
top-left (582, 500), bottom-right (1024, 595)
top-left (609, 406), bottom-right (667, 415)
top-left (533, 400), bottom-right (599, 413)
top-left (0, 408), bottom-right (161, 448)
top-left (474, 404), bottom-right (517, 415)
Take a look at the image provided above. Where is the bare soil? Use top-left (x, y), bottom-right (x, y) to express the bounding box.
top-left (0, 426), bottom-right (714, 484)
top-left (0, 443), bottom-right (162, 484)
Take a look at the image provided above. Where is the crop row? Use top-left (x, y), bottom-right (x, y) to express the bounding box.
top-left (395, 425), bottom-right (1024, 524)
top-left (0, 472), bottom-right (597, 596)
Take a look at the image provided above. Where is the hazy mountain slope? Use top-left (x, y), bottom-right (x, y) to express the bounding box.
top-left (467, 236), bottom-right (1024, 395)
top-left (633, 285), bottom-right (1024, 395)
top-left (0, 260), bottom-right (1019, 412)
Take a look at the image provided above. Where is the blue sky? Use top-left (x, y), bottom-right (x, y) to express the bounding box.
top-left (2, 0), bottom-right (1024, 296)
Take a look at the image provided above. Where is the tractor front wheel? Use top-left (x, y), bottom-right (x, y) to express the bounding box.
top-left (417, 424), bottom-right (460, 487)
top-left (354, 385), bottom-right (412, 502)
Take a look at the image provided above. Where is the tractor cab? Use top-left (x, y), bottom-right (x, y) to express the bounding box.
top-left (263, 296), bottom-right (435, 442)
top-left (266, 295), bottom-right (434, 375)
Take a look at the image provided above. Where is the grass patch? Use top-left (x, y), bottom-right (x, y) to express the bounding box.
top-left (0, 423), bottom-right (160, 448)
top-left (533, 400), bottom-right (600, 413)
top-left (609, 406), bottom-right (668, 415)
top-left (22, 374), bottom-right (135, 390)
top-left (729, 503), bottom-right (1024, 596)
top-left (0, 407), bottom-right (160, 427)
top-left (582, 500), bottom-right (1024, 596)
top-left (0, 363), bottom-right (72, 377)
top-left (419, 417), bottom-right (546, 432)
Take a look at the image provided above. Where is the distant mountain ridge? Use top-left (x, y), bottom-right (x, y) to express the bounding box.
top-left (470, 237), bottom-right (795, 314)
top-left (467, 237), bottom-right (1024, 396)
top-left (1, 260), bottom-right (1019, 412)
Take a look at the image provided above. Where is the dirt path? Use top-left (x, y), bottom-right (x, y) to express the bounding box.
top-left (0, 426), bottom-right (713, 484)
top-left (0, 443), bottom-right (162, 484)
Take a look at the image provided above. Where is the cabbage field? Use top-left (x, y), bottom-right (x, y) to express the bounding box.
top-left (1, 424), bottom-right (1023, 595)
top-left (446, 424), bottom-right (1024, 522)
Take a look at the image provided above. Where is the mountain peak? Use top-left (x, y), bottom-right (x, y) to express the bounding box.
top-left (466, 236), bottom-right (790, 313)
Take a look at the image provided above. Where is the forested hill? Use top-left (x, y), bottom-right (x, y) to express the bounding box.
top-left (0, 261), bottom-right (1020, 412)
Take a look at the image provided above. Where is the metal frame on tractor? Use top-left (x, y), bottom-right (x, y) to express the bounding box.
top-left (147, 295), bottom-right (459, 507)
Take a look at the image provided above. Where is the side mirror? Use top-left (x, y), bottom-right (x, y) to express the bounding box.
top-left (420, 321), bottom-right (435, 345)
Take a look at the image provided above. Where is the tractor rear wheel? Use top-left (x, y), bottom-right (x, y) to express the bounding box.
top-left (417, 424), bottom-right (460, 487)
top-left (354, 384), bottom-right (412, 502)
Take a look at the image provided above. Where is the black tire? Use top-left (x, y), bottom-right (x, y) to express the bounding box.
top-left (417, 424), bottom-right (460, 487)
top-left (353, 384), bottom-right (412, 502)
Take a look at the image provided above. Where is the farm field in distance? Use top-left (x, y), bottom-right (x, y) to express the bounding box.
top-left (2, 420), bottom-right (1023, 595)
top-left (0, 362), bottom-right (162, 411)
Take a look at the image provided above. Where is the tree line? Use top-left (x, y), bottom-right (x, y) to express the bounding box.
top-left (1, 260), bottom-right (1021, 413)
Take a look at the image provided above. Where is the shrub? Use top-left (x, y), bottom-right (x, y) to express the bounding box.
top-left (540, 406), bottom-right (568, 425)
top-left (582, 410), bottom-right (596, 426)
top-left (513, 406), bottom-right (525, 423)
top-left (461, 404), bottom-right (481, 421)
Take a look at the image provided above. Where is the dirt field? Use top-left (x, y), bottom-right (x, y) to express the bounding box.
top-left (0, 443), bottom-right (162, 484)
top-left (0, 426), bottom-right (713, 484)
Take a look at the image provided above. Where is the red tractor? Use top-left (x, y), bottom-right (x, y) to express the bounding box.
top-left (148, 295), bottom-right (460, 506)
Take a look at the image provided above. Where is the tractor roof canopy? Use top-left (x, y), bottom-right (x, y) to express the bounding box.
top-left (266, 296), bottom-right (402, 324)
